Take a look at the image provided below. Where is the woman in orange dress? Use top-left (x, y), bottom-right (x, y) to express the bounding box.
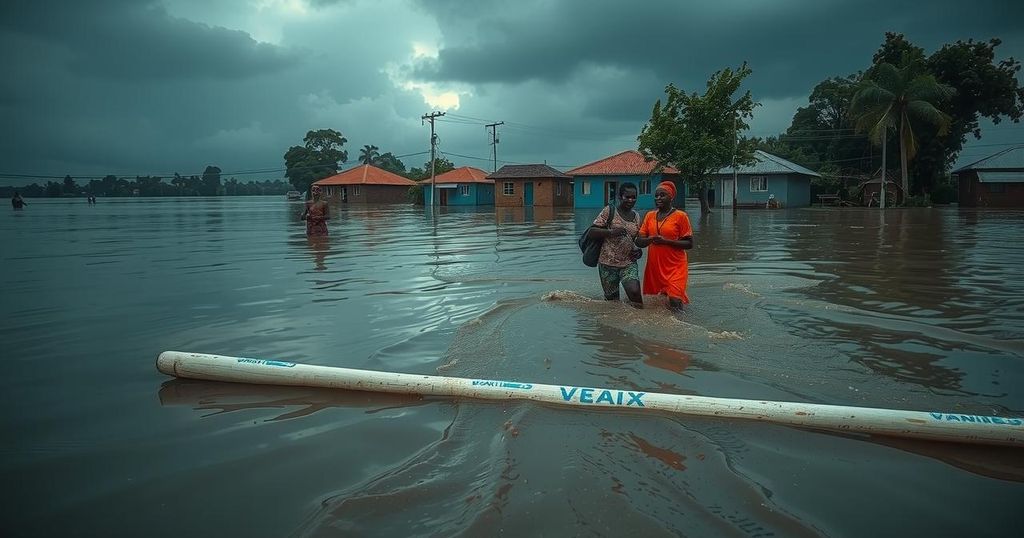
top-left (636, 181), bottom-right (693, 311)
top-left (302, 185), bottom-right (329, 237)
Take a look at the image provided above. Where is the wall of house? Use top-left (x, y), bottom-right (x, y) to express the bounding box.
top-left (786, 175), bottom-right (811, 207)
top-left (495, 179), bottom-right (523, 207)
top-left (958, 172), bottom-right (1024, 207)
top-left (327, 184), bottom-right (411, 204)
top-left (573, 174), bottom-right (665, 209)
top-left (532, 179), bottom-right (573, 206)
top-left (424, 184), bottom-right (495, 206)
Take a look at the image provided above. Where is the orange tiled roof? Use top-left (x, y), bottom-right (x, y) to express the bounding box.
top-left (566, 150), bottom-right (679, 176)
top-left (433, 166), bottom-right (493, 184)
top-left (314, 164), bottom-right (416, 186)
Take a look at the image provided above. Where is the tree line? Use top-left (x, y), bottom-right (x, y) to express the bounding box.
top-left (2, 166), bottom-right (293, 198)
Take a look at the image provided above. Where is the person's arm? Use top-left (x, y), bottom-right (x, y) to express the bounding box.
top-left (588, 207), bottom-right (624, 239)
top-left (322, 202), bottom-right (329, 220)
top-left (651, 235), bottom-right (693, 249)
top-left (635, 211), bottom-right (655, 247)
top-left (651, 211), bottom-right (693, 249)
top-left (301, 202), bottom-right (309, 220)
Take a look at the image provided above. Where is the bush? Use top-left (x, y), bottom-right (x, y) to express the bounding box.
top-left (904, 194), bottom-right (932, 207)
top-left (930, 181), bottom-right (955, 204)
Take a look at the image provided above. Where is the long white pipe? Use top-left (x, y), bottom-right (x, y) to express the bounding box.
top-left (156, 351), bottom-right (1024, 447)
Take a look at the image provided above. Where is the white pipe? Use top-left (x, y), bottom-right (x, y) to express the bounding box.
top-left (156, 351), bottom-right (1024, 447)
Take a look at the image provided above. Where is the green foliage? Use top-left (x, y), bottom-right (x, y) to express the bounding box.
top-left (638, 63), bottom-right (759, 212)
top-left (407, 157), bottom-right (455, 181)
top-left (850, 60), bottom-right (954, 198)
top-left (201, 166), bottom-right (221, 196)
top-left (903, 194), bottom-right (932, 207)
top-left (929, 175), bottom-right (956, 204)
top-left (284, 128), bottom-right (349, 194)
top-left (358, 144), bottom-right (380, 165)
top-left (375, 152), bottom-right (407, 175)
top-left (408, 184), bottom-right (424, 205)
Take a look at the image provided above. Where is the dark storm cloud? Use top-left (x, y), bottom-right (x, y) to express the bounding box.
top-left (0, 0), bottom-right (299, 81)
top-left (412, 0), bottom-right (1024, 100)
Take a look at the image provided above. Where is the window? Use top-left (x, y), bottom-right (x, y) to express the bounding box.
top-left (582, 181), bottom-right (591, 195)
top-left (750, 176), bottom-right (767, 192)
top-left (639, 180), bottom-right (651, 195)
top-left (556, 182), bottom-right (562, 196)
top-left (461, 184), bottom-right (470, 196)
top-left (353, 185), bottom-right (361, 196)
top-left (988, 182), bottom-right (1005, 193)
top-left (503, 182), bottom-right (514, 195)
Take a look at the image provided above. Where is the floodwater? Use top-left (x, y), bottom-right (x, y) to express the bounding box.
top-left (1, 197), bottom-right (1022, 537)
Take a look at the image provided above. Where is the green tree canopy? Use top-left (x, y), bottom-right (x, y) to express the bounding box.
top-left (201, 166), bottom-right (221, 196)
top-left (358, 144), bottom-right (380, 165)
top-left (375, 152), bottom-right (407, 175)
top-left (638, 63), bottom-right (759, 213)
top-left (284, 128), bottom-right (349, 194)
top-left (850, 61), bottom-right (954, 196)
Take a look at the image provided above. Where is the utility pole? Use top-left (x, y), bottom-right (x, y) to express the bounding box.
top-left (731, 115), bottom-right (738, 214)
top-left (486, 121), bottom-right (504, 173)
top-left (880, 128), bottom-right (887, 209)
top-left (422, 111), bottom-right (445, 209)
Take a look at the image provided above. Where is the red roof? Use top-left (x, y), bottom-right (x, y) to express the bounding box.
top-left (566, 150), bottom-right (679, 176)
top-left (433, 166), bottom-right (493, 184)
top-left (314, 164), bottom-right (415, 186)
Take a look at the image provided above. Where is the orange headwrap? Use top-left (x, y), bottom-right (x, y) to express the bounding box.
top-left (657, 180), bottom-right (677, 199)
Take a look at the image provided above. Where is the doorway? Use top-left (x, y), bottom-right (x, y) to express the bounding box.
top-left (524, 182), bottom-right (534, 206)
top-left (605, 181), bottom-right (617, 206)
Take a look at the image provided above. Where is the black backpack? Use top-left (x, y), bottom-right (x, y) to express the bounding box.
top-left (577, 205), bottom-right (614, 267)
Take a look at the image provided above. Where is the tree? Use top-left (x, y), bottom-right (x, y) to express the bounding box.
top-left (915, 37), bottom-right (1024, 193)
top-left (638, 63), bottom-right (759, 214)
top-left (63, 175), bottom-right (78, 195)
top-left (201, 166), bottom-right (221, 196)
top-left (850, 61), bottom-right (954, 197)
top-left (284, 128), bottom-right (349, 194)
top-left (358, 144), bottom-right (380, 165)
top-left (375, 152), bottom-right (407, 175)
top-left (408, 156), bottom-right (455, 181)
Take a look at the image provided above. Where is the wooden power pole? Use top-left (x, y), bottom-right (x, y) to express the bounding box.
top-left (422, 111), bottom-right (445, 209)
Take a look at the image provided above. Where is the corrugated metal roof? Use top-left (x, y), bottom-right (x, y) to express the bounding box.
top-left (487, 164), bottom-right (570, 179)
top-left (566, 150), bottom-right (679, 176)
top-left (433, 166), bottom-right (493, 184)
top-left (714, 150), bottom-right (821, 177)
top-left (978, 171), bottom-right (1024, 183)
top-left (953, 146), bottom-right (1024, 172)
top-left (314, 164), bottom-right (416, 186)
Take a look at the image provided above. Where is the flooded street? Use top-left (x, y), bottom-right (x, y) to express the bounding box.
top-left (2, 197), bottom-right (1023, 537)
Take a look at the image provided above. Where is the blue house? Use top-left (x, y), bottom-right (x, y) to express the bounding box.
top-left (712, 150), bottom-right (819, 208)
top-left (567, 150), bottom-right (684, 209)
top-left (422, 166), bottom-right (495, 206)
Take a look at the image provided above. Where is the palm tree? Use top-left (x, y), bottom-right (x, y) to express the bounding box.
top-left (850, 62), bottom-right (953, 200)
top-left (358, 144), bottom-right (380, 165)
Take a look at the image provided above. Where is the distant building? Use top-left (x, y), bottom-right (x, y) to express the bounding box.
top-left (711, 150), bottom-right (819, 208)
top-left (314, 164), bottom-right (416, 204)
top-left (566, 150), bottom-right (683, 209)
top-left (857, 169), bottom-right (904, 207)
top-left (423, 166), bottom-right (494, 206)
top-left (489, 164), bottom-right (573, 207)
top-left (954, 146), bottom-right (1024, 208)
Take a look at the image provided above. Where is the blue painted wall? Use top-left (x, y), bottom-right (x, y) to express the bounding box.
top-left (715, 173), bottom-right (812, 207)
top-left (572, 174), bottom-right (685, 209)
top-left (424, 183), bottom-right (496, 206)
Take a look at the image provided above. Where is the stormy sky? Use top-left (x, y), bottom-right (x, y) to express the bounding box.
top-left (1, 0), bottom-right (1021, 185)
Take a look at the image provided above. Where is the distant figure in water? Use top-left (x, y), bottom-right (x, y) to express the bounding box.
top-left (11, 191), bottom-right (26, 209)
top-left (302, 184), bottom-right (329, 236)
top-left (588, 182), bottom-right (643, 307)
top-left (636, 180), bottom-right (693, 312)
top-left (87, 195), bottom-right (96, 204)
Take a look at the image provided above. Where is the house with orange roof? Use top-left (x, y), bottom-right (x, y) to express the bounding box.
top-left (566, 150), bottom-right (684, 209)
top-left (423, 166), bottom-right (495, 206)
top-left (488, 164), bottom-right (573, 207)
top-left (313, 164), bottom-right (416, 204)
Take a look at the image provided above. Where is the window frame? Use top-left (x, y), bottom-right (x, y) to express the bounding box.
top-left (582, 181), bottom-right (591, 195)
top-left (503, 182), bottom-right (515, 196)
top-left (460, 184), bottom-right (470, 196)
top-left (750, 176), bottom-right (767, 192)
